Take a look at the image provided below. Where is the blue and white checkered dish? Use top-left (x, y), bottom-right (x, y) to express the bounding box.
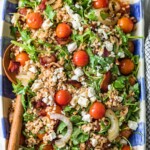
top-left (0, 0), bottom-right (146, 149)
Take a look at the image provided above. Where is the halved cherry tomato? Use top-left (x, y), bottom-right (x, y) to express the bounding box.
top-left (118, 17), bottom-right (134, 33)
top-left (89, 102), bottom-right (106, 119)
top-left (56, 23), bottom-right (72, 38)
top-left (128, 41), bottom-right (134, 53)
top-left (73, 50), bottom-right (89, 67)
top-left (122, 145), bottom-right (131, 150)
top-left (55, 90), bottom-right (72, 106)
top-left (119, 58), bottom-right (135, 75)
top-left (93, 0), bottom-right (108, 9)
top-left (15, 52), bottom-right (29, 66)
top-left (26, 12), bottom-right (43, 29)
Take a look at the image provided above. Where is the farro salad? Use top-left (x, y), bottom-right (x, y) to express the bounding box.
top-left (8, 0), bottom-right (141, 149)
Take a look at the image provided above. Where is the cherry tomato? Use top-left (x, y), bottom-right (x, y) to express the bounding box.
top-left (56, 23), bottom-right (72, 38)
top-left (26, 12), bottom-right (43, 29)
top-left (73, 50), bottom-right (89, 67)
top-left (19, 8), bottom-right (27, 16)
top-left (15, 52), bottom-right (29, 66)
top-left (119, 58), bottom-right (135, 75)
top-left (55, 90), bottom-right (72, 106)
top-left (120, 129), bottom-right (132, 139)
top-left (122, 145), bottom-right (131, 150)
top-left (128, 41), bottom-right (134, 53)
top-left (89, 102), bottom-right (106, 119)
top-left (93, 0), bottom-right (108, 9)
top-left (118, 17), bottom-right (134, 33)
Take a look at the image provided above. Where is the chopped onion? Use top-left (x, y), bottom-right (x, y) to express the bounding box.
top-left (105, 109), bottom-right (119, 141)
top-left (94, 8), bottom-right (121, 26)
top-left (109, 0), bottom-right (121, 12)
top-left (49, 113), bottom-right (73, 148)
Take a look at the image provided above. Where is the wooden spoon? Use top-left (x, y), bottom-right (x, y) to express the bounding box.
top-left (3, 44), bottom-right (24, 150)
top-left (3, 44), bottom-right (17, 84)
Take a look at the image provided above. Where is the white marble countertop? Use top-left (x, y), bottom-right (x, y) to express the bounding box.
top-left (144, 0), bottom-right (150, 36)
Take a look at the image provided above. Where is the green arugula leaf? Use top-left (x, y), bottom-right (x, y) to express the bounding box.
top-left (23, 111), bottom-right (36, 122)
top-left (70, 115), bottom-right (82, 123)
top-left (57, 121), bottom-right (67, 134)
top-left (45, 5), bottom-right (56, 22)
top-left (71, 128), bottom-right (89, 145)
top-left (85, 9), bottom-right (98, 21)
top-left (100, 11), bottom-right (109, 20)
top-left (113, 77), bottom-right (126, 90)
top-left (19, 0), bottom-right (41, 8)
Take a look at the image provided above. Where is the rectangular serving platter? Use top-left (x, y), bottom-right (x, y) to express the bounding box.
top-left (0, 0), bottom-right (146, 149)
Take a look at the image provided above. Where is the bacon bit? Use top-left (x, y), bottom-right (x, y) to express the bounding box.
top-left (86, 140), bottom-right (93, 149)
top-left (18, 8), bottom-right (27, 16)
top-left (8, 60), bottom-right (20, 73)
top-left (34, 100), bottom-right (47, 109)
top-left (40, 55), bottom-right (57, 67)
top-left (55, 36), bottom-right (71, 45)
top-left (66, 80), bottom-right (82, 89)
top-left (103, 48), bottom-right (110, 57)
top-left (120, 129), bottom-right (132, 139)
top-left (39, 109), bottom-right (47, 116)
top-left (100, 71), bottom-right (111, 93)
top-left (39, 0), bottom-right (47, 11)
top-left (129, 76), bottom-right (136, 86)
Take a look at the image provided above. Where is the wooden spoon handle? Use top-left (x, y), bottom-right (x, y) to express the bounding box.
top-left (8, 95), bottom-right (24, 150)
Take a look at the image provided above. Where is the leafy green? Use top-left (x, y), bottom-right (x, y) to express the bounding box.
top-left (70, 115), bottom-right (82, 123)
top-left (130, 83), bottom-right (140, 98)
top-left (99, 118), bottom-right (111, 135)
top-left (85, 9), bottom-right (98, 21)
top-left (12, 80), bottom-right (36, 110)
top-left (23, 112), bottom-right (36, 122)
top-left (113, 77), bottom-right (126, 90)
top-left (100, 11), bottom-right (109, 20)
top-left (57, 121), bottom-right (67, 135)
top-left (19, 0), bottom-right (41, 8)
top-left (10, 26), bottom-right (18, 38)
top-left (71, 128), bottom-right (89, 145)
top-left (72, 29), bottom-right (97, 44)
top-left (45, 5), bottom-right (56, 22)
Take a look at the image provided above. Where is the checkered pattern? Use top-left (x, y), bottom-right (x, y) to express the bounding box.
top-left (145, 29), bottom-right (150, 149)
top-left (0, 0), bottom-right (146, 150)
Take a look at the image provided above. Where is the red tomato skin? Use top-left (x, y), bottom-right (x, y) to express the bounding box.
top-left (122, 145), bottom-right (131, 150)
top-left (118, 17), bottom-right (134, 33)
top-left (26, 12), bottom-right (43, 29)
top-left (89, 102), bottom-right (106, 119)
top-left (56, 23), bottom-right (72, 38)
top-left (73, 50), bottom-right (89, 67)
top-left (93, 0), bottom-right (108, 9)
top-left (15, 52), bottom-right (30, 66)
top-left (55, 90), bottom-right (72, 106)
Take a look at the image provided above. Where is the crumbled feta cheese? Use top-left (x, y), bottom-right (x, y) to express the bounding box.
top-left (42, 97), bottom-right (48, 104)
top-left (118, 52), bottom-right (125, 58)
top-left (65, 5), bottom-right (73, 16)
top-left (128, 120), bottom-right (138, 130)
top-left (120, 139), bottom-right (127, 145)
top-left (90, 96), bottom-right (97, 102)
top-left (49, 132), bottom-right (56, 141)
top-left (97, 72), bottom-right (102, 77)
top-left (11, 13), bottom-right (20, 26)
top-left (104, 41), bottom-right (113, 51)
top-left (19, 47), bottom-right (24, 52)
top-left (52, 76), bottom-right (57, 82)
top-left (105, 65), bottom-right (110, 71)
top-left (71, 14), bottom-right (82, 30)
top-left (90, 138), bottom-right (98, 147)
top-left (78, 97), bottom-right (89, 107)
top-left (67, 42), bottom-right (77, 53)
top-left (74, 68), bottom-right (84, 77)
top-left (70, 96), bottom-right (78, 107)
top-left (108, 84), bottom-right (112, 90)
top-left (42, 19), bottom-right (53, 30)
top-left (31, 80), bottom-right (43, 91)
top-left (98, 29), bottom-right (108, 39)
top-left (54, 68), bottom-right (64, 74)
top-left (88, 87), bottom-right (96, 98)
top-left (29, 66), bottom-right (37, 73)
top-left (79, 26), bottom-right (83, 31)
top-left (71, 75), bottom-right (79, 81)
top-left (81, 111), bottom-right (91, 123)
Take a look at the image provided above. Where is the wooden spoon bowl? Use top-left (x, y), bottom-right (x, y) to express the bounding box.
top-left (3, 44), bottom-right (17, 83)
